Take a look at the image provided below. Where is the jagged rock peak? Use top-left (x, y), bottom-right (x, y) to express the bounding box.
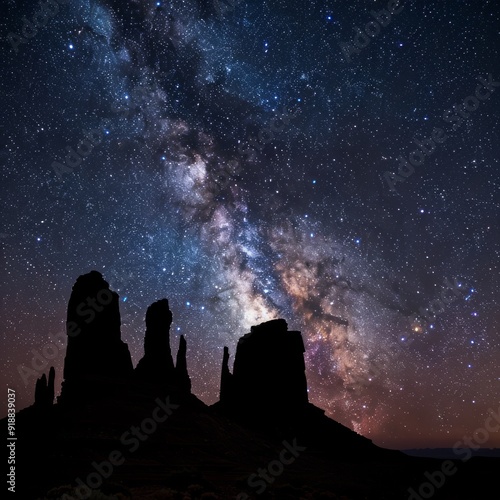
top-left (34, 367), bottom-right (55, 407)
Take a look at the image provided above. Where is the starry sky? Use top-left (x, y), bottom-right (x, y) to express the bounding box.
top-left (1, 0), bottom-right (499, 449)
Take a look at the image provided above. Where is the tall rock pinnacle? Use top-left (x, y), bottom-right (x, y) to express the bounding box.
top-left (135, 298), bottom-right (175, 383)
top-left (219, 346), bottom-right (233, 403)
top-left (59, 271), bottom-right (133, 403)
top-left (34, 373), bottom-right (47, 407)
top-left (174, 334), bottom-right (191, 393)
top-left (47, 366), bottom-right (55, 405)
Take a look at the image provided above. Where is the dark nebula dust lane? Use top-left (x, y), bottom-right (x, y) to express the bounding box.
top-left (1, 0), bottom-right (499, 448)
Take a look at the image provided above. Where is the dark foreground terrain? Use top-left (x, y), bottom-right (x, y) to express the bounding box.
top-left (4, 392), bottom-right (500, 500)
top-left (3, 271), bottom-right (498, 499)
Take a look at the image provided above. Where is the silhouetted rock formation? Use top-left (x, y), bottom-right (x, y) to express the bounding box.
top-left (220, 318), bottom-right (308, 421)
top-left (34, 367), bottom-right (55, 407)
top-left (15, 268), bottom-right (494, 500)
top-left (219, 346), bottom-right (233, 403)
top-left (174, 334), bottom-right (191, 393)
top-left (214, 319), bottom-right (402, 461)
top-left (34, 373), bottom-right (47, 407)
top-left (135, 299), bottom-right (192, 394)
top-left (47, 366), bottom-right (55, 405)
top-left (59, 271), bottom-right (133, 403)
top-left (135, 298), bottom-right (175, 383)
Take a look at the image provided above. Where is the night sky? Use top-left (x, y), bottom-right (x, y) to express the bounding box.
top-left (1, 0), bottom-right (499, 449)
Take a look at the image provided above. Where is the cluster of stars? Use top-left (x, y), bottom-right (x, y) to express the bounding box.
top-left (0, 0), bottom-right (498, 450)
